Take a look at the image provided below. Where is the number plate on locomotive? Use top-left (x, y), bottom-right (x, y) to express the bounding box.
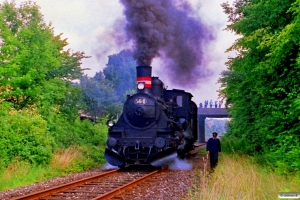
top-left (134, 97), bottom-right (147, 105)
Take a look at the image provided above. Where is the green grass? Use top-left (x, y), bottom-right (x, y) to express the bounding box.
top-left (0, 146), bottom-right (106, 191)
top-left (0, 162), bottom-right (55, 191)
top-left (198, 148), bottom-right (207, 154)
top-left (189, 153), bottom-right (300, 200)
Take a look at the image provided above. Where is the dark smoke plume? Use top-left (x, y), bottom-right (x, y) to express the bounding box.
top-left (119, 0), bottom-right (215, 85)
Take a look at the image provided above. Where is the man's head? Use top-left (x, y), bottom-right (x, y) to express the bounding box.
top-left (212, 132), bottom-right (218, 138)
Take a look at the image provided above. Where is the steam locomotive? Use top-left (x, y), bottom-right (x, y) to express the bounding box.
top-left (105, 66), bottom-right (198, 167)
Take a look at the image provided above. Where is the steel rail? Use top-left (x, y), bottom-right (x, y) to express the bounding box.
top-left (93, 169), bottom-right (162, 200)
top-left (12, 169), bottom-right (119, 200)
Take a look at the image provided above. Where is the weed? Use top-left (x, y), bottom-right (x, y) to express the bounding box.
top-left (50, 146), bottom-right (80, 170)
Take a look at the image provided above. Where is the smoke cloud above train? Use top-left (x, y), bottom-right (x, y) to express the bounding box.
top-left (119, 0), bottom-right (215, 85)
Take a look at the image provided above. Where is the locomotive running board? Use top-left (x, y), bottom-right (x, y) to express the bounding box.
top-left (104, 148), bottom-right (125, 167)
top-left (147, 147), bottom-right (177, 167)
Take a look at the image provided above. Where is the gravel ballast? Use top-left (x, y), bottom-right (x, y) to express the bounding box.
top-left (0, 154), bottom-right (207, 200)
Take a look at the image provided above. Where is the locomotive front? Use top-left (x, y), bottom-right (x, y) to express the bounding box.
top-left (105, 66), bottom-right (177, 167)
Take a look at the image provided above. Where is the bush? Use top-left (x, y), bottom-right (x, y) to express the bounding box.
top-left (219, 134), bottom-right (247, 154)
top-left (44, 111), bottom-right (108, 169)
top-left (0, 104), bottom-right (54, 169)
top-left (0, 102), bottom-right (108, 190)
top-left (46, 112), bottom-right (107, 148)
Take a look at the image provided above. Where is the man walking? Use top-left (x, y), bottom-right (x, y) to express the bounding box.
top-left (206, 132), bottom-right (221, 169)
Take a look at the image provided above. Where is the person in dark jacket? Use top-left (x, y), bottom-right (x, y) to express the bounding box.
top-left (206, 132), bottom-right (221, 169)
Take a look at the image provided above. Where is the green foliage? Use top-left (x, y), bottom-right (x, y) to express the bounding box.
top-left (46, 111), bottom-right (107, 149)
top-left (0, 145), bottom-right (107, 191)
top-left (0, 2), bottom-right (108, 189)
top-left (80, 50), bottom-right (136, 119)
top-left (0, 104), bottom-right (108, 189)
top-left (0, 1), bottom-right (86, 111)
top-left (0, 104), bottom-right (53, 169)
top-left (38, 78), bottom-right (84, 121)
top-left (220, 134), bottom-right (251, 155)
top-left (80, 75), bottom-right (122, 119)
top-left (103, 50), bottom-right (136, 102)
top-left (220, 0), bottom-right (300, 173)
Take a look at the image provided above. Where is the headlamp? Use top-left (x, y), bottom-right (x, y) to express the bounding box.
top-left (106, 119), bottom-right (115, 127)
top-left (137, 82), bottom-right (145, 90)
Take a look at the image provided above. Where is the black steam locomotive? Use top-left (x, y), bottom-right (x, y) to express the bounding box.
top-left (105, 66), bottom-right (198, 167)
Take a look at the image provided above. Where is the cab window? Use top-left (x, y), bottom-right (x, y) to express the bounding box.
top-left (176, 96), bottom-right (183, 107)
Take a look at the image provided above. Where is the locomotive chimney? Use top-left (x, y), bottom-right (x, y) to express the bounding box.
top-left (136, 66), bottom-right (152, 94)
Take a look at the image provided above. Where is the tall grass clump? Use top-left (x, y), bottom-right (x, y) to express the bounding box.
top-left (50, 146), bottom-right (81, 170)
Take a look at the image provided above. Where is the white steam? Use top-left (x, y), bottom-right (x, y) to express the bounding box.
top-left (101, 162), bottom-right (119, 170)
top-left (168, 158), bottom-right (192, 170)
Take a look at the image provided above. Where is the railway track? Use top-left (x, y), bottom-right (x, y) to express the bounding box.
top-left (13, 168), bottom-right (163, 200)
top-left (9, 144), bottom-right (206, 200)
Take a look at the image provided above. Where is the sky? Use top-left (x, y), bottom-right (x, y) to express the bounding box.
top-left (1, 0), bottom-right (237, 106)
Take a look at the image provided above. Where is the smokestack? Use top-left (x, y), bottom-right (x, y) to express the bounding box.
top-left (136, 66), bottom-right (152, 94)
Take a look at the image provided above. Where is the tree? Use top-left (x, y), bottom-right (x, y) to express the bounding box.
top-left (103, 50), bottom-right (136, 102)
top-left (220, 0), bottom-right (300, 172)
top-left (79, 50), bottom-right (136, 120)
top-left (80, 75), bottom-right (122, 120)
top-left (0, 1), bottom-right (109, 170)
top-left (0, 1), bottom-right (86, 113)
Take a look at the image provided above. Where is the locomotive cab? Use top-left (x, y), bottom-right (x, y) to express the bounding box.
top-left (164, 90), bottom-right (198, 153)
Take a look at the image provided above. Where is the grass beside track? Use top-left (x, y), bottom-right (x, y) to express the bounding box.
top-left (0, 146), bottom-right (105, 192)
top-left (1, 149), bottom-right (299, 199)
top-left (189, 153), bottom-right (299, 200)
